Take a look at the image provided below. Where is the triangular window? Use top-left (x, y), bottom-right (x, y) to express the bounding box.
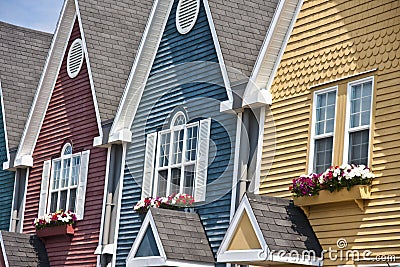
top-left (135, 225), bottom-right (160, 257)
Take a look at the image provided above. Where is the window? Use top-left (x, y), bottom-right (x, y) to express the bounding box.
top-left (310, 88), bottom-right (337, 174)
top-left (141, 112), bottom-right (211, 202)
top-left (49, 143), bottom-right (81, 213)
top-left (38, 143), bottom-right (90, 220)
top-left (154, 112), bottom-right (198, 197)
top-left (309, 77), bottom-right (374, 173)
top-left (345, 79), bottom-right (373, 165)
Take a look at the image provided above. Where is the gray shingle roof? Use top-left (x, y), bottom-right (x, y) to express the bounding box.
top-left (246, 193), bottom-right (322, 254)
top-left (0, 22), bottom-right (52, 149)
top-left (78, 0), bottom-right (153, 122)
top-left (208, 0), bottom-right (280, 80)
top-left (150, 208), bottom-right (215, 263)
top-left (0, 231), bottom-right (49, 267)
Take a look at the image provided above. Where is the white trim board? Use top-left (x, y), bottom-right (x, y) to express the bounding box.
top-left (0, 81), bottom-right (11, 169)
top-left (243, 0), bottom-right (304, 108)
top-left (0, 231), bottom-right (9, 267)
top-left (109, 0), bottom-right (233, 141)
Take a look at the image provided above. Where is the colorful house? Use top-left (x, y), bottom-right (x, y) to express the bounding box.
top-left (219, 0), bottom-right (400, 266)
top-left (5, 0), bottom-right (152, 266)
top-left (107, 0), bottom-right (304, 266)
top-left (0, 22), bottom-right (52, 232)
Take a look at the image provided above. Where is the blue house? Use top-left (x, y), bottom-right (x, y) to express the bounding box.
top-left (0, 22), bottom-right (52, 232)
top-left (105, 0), bottom-right (303, 266)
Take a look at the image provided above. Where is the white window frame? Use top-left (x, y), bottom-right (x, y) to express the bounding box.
top-left (308, 86), bottom-right (338, 174)
top-left (47, 143), bottom-right (81, 213)
top-left (153, 112), bottom-right (199, 197)
top-left (343, 76), bottom-right (374, 165)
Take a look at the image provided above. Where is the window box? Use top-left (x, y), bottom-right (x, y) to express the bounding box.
top-left (36, 224), bottom-right (74, 238)
top-left (294, 185), bottom-right (371, 215)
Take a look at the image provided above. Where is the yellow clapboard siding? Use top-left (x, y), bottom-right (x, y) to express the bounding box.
top-left (259, 0), bottom-right (400, 264)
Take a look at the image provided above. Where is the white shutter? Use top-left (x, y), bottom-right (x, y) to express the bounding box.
top-left (141, 132), bottom-right (158, 199)
top-left (76, 150), bottom-right (90, 220)
top-left (38, 160), bottom-right (51, 217)
top-left (194, 118), bottom-right (211, 202)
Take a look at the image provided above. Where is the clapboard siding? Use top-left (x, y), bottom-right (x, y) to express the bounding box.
top-left (0, 92), bottom-right (14, 230)
top-left (23, 19), bottom-right (107, 267)
top-left (261, 0), bottom-right (400, 265)
top-left (116, 1), bottom-right (236, 266)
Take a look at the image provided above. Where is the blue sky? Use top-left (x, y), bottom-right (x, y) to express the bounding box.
top-left (0, 0), bottom-right (64, 33)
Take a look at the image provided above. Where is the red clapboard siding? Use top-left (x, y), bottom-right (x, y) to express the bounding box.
top-left (23, 18), bottom-right (107, 267)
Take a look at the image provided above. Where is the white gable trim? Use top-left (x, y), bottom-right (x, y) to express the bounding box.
top-left (110, 0), bottom-right (233, 141)
top-left (15, 0), bottom-right (104, 166)
top-left (243, 0), bottom-right (304, 108)
top-left (126, 211), bottom-right (167, 267)
top-left (217, 194), bottom-right (269, 263)
top-left (0, 81), bottom-right (11, 170)
top-left (74, 0), bottom-right (104, 144)
top-left (14, 0), bottom-right (76, 167)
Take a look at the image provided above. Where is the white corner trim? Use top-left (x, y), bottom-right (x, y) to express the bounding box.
top-left (74, 0), bottom-right (103, 137)
top-left (126, 211), bottom-right (167, 267)
top-left (93, 136), bottom-right (103, 147)
top-left (0, 232), bottom-right (9, 267)
top-left (253, 106), bottom-right (266, 194)
top-left (202, 0), bottom-right (233, 103)
top-left (109, 129), bottom-right (132, 144)
top-left (0, 81), bottom-right (10, 165)
top-left (15, 0), bottom-right (76, 163)
top-left (217, 194), bottom-right (269, 263)
top-left (244, 0), bottom-right (303, 107)
top-left (2, 161), bottom-right (10, 171)
top-left (110, 0), bottom-right (173, 137)
top-left (14, 155), bottom-right (33, 168)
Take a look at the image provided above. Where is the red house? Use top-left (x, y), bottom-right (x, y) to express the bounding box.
top-left (10, 0), bottom-right (153, 265)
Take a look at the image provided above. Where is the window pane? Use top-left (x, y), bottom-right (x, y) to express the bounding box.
top-left (313, 137), bottom-right (333, 173)
top-left (159, 133), bottom-right (170, 167)
top-left (52, 161), bottom-right (61, 189)
top-left (183, 165), bottom-right (195, 195)
top-left (63, 144), bottom-right (72, 155)
top-left (315, 91), bottom-right (336, 136)
top-left (186, 125), bottom-right (198, 162)
top-left (71, 156), bottom-right (80, 186)
top-left (170, 168), bottom-right (181, 195)
top-left (50, 192), bottom-right (58, 212)
top-left (349, 130), bottom-right (369, 165)
top-left (59, 190), bottom-right (68, 211)
top-left (173, 114), bottom-right (186, 126)
top-left (350, 82), bottom-right (372, 129)
top-left (156, 171), bottom-right (168, 197)
top-left (172, 130), bottom-right (183, 164)
top-left (61, 158), bottom-right (71, 188)
top-left (68, 188), bottom-right (77, 212)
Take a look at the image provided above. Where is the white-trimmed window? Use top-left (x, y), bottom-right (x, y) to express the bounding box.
top-left (310, 88), bottom-right (337, 174)
top-left (38, 143), bottom-right (90, 219)
top-left (345, 78), bottom-right (373, 165)
top-left (141, 112), bottom-right (211, 202)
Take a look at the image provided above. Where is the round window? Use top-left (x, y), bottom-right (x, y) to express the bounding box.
top-left (67, 39), bottom-right (84, 78)
top-left (176, 0), bottom-right (200, 35)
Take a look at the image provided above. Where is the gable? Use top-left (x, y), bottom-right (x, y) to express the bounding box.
top-left (135, 225), bottom-right (160, 257)
top-left (227, 211), bottom-right (262, 250)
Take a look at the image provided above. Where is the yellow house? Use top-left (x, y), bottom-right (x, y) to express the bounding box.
top-left (217, 0), bottom-right (399, 266)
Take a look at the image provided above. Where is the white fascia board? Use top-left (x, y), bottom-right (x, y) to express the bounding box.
top-left (0, 81), bottom-right (10, 167)
top-left (15, 0), bottom-right (76, 163)
top-left (74, 0), bottom-right (104, 139)
top-left (165, 260), bottom-right (214, 267)
top-left (0, 231), bottom-right (9, 267)
top-left (110, 0), bottom-right (173, 137)
top-left (243, 0), bottom-right (303, 107)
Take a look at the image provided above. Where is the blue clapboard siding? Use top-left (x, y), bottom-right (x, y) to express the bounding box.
top-left (116, 0), bottom-right (236, 266)
top-left (0, 93), bottom-right (14, 230)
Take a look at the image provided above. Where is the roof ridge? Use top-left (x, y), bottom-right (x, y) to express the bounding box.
top-left (0, 21), bottom-right (53, 36)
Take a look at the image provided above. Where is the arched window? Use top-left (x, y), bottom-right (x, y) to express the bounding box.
top-left (49, 143), bottom-right (81, 213)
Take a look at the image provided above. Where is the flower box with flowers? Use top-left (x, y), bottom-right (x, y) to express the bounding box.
top-left (134, 193), bottom-right (195, 215)
top-left (291, 164), bottom-right (373, 213)
top-left (34, 210), bottom-right (77, 238)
